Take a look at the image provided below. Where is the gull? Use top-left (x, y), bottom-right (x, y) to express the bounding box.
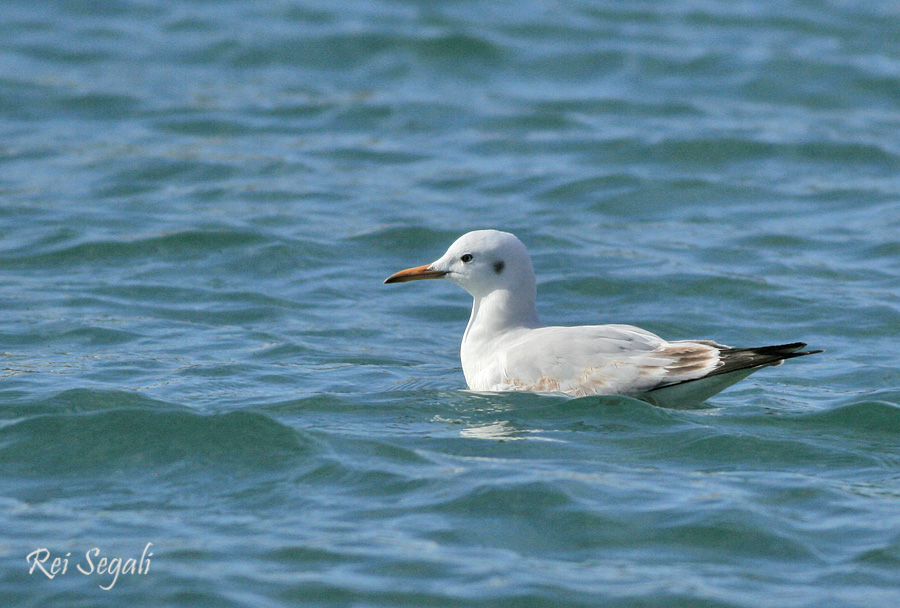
top-left (384, 229), bottom-right (821, 407)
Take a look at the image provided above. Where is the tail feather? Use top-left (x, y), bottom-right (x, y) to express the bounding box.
top-left (644, 342), bottom-right (823, 407)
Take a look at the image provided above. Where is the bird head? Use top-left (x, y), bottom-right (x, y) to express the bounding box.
top-left (384, 229), bottom-right (535, 299)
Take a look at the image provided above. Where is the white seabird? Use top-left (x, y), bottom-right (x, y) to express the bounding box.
top-left (384, 229), bottom-right (821, 407)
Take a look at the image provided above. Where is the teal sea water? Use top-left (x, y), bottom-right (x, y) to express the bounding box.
top-left (2, 0), bottom-right (900, 605)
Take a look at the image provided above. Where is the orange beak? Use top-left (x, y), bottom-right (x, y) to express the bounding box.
top-left (384, 264), bottom-right (447, 284)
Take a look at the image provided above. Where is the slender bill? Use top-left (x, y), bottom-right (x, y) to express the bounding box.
top-left (384, 264), bottom-right (447, 284)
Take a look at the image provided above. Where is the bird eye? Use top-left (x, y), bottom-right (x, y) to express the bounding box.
top-left (460, 254), bottom-right (473, 263)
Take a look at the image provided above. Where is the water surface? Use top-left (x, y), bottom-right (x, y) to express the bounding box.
top-left (1, 1), bottom-right (899, 606)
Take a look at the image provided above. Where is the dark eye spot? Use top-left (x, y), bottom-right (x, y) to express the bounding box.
top-left (493, 260), bottom-right (505, 274)
top-left (460, 254), bottom-right (473, 263)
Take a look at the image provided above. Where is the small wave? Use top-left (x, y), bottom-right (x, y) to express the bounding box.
top-left (799, 397), bottom-right (900, 435)
top-left (5, 388), bottom-right (181, 418)
top-left (349, 225), bottom-right (461, 258)
top-left (0, 407), bottom-right (317, 478)
top-left (0, 229), bottom-right (266, 270)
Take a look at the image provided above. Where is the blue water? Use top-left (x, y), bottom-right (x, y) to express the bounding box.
top-left (2, 0), bottom-right (900, 606)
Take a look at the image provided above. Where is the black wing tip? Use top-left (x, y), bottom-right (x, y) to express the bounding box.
top-left (721, 342), bottom-right (824, 357)
top-left (709, 341), bottom-right (823, 378)
top-left (780, 342), bottom-right (825, 356)
top-left (778, 342), bottom-right (824, 358)
top-left (778, 348), bottom-right (824, 361)
top-left (797, 348), bottom-right (824, 356)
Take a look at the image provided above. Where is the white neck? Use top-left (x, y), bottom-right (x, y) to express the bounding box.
top-left (462, 287), bottom-right (541, 347)
top-left (459, 287), bottom-right (541, 389)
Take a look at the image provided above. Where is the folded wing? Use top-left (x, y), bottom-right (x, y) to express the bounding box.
top-left (496, 326), bottom-right (820, 405)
